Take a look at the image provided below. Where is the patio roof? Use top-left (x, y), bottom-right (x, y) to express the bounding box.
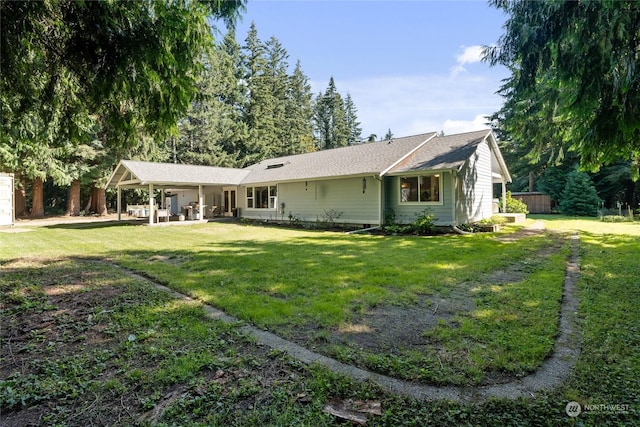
top-left (105, 160), bottom-right (249, 189)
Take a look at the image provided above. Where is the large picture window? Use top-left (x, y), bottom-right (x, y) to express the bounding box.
top-left (400, 174), bottom-right (440, 203)
top-left (246, 185), bottom-right (277, 209)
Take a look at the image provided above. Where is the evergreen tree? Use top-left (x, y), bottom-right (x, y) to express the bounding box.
top-left (242, 24), bottom-right (300, 164)
top-left (284, 61), bottom-right (316, 154)
top-left (535, 161), bottom-right (577, 205)
top-left (486, 0), bottom-right (640, 177)
top-left (313, 77), bottom-right (349, 150)
top-left (384, 129), bottom-right (394, 140)
top-left (592, 162), bottom-right (640, 209)
top-left (344, 94), bottom-right (362, 145)
top-left (169, 47), bottom-right (238, 167)
top-left (559, 171), bottom-right (601, 216)
top-left (1, 0), bottom-right (245, 153)
top-left (1, 0), bottom-right (245, 215)
top-left (215, 31), bottom-right (251, 166)
top-left (163, 25), bottom-right (315, 168)
top-left (242, 23), bottom-right (271, 165)
top-left (265, 36), bottom-right (293, 158)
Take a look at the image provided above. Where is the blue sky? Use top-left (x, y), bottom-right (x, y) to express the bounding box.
top-left (229, 0), bottom-right (509, 139)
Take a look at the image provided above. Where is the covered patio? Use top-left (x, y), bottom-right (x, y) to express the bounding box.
top-left (105, 160), bottom-right (248, 225)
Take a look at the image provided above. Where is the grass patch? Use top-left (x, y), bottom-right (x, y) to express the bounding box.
top-left (424, 243), bottom-right (568, 380)
top-left (1, 222), bottom-right (561, 385)
top-left (0, 258), bottom-right (342, 425)
top-left (1, 218), bottom-right (639, 425)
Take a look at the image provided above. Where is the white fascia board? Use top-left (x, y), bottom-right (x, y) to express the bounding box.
top-left (104, 160), bottom-right (127, 189)
top-left (487, 132), bottom-right (512, 183)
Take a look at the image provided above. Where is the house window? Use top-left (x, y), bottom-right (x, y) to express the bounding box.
top-left (246, 185), bottom-right (277, 209)
top-left (246, 187), bottom-right (254, 208)
top-left (400, 174), bottom-right (440, 203)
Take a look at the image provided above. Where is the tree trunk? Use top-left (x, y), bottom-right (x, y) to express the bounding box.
top-left (528, 171), bottom-right (535, 192)
top-left (95, 187), bottom-right (107, 216)
top-left (88, 186), bottom-right (108, 216)
top-left (30, 176), bottom-right (45, 218)
top-left (84, 191), bottom-right (92, 213)
top-left (66, 179), bottom-right (81, 216)
top-left (172, 136), bottom-right (177, 163)
top-left (14, 174), bottom-right (26, 217)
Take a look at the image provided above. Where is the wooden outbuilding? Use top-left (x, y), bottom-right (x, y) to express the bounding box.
top-left (510, 192), bottom-right (552, 214)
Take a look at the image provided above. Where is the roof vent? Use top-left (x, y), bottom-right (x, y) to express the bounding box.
top-left (266, 163), bottom-right (284, 169)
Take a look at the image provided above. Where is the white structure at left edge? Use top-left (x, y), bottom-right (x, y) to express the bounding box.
top-left (0, 173), bottom-right (15, 227)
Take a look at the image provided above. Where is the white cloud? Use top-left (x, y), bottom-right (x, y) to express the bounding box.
top-left (457, 45), bottom-right (484, 65)
top-left (442, 114), bottom-right (492, 135)
top-left (313, 70), bottom-right (504, 139)
top-left (450, 45), bottom-right (485, 77)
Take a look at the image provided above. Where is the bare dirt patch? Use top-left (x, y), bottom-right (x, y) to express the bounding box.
top-left (1, 257), bottom-right (313, 426)
top-left (282, 224), bottom-right (566, 386)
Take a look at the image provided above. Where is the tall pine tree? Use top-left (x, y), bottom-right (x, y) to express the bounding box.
top-left (284, 61), bottom-right (316, 154)
top-left (344, 94), bottom-right (362, 145)
top-left (241, 24), bottom-right (316, 163)
top-left (313, 77), bottom-right (349, 150)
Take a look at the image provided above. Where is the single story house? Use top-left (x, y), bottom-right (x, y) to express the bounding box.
top-left (105, 129), bottom-right (511, 227)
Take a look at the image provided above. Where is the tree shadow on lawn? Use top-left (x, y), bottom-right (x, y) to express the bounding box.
top-left (0, 257), bottom-right (313, 426)
top-left (110, 228), bottom-right (567, 387)
top-left (43, 219), bottom-right (145, 230)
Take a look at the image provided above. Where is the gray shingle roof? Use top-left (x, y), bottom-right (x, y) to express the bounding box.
top-left (240, 132), bottom-right (437, 184)
top-left (386, 129), bottom-right (491, 174)
top-left (105, 130), bottom-right (506, 189)
top-left (106, 160), bottom-right (249, 189)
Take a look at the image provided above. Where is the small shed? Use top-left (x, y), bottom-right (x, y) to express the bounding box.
top-left (511, 192), bottom-right (551, 214)
top-left (0, 173), bottom-right (14, 226)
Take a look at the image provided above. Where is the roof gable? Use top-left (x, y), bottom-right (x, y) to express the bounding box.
top-left (386, 129), bottom-right (492, 174)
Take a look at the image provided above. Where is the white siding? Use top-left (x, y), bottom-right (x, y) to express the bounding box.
top-left (384, 172), bottom-right (455, 225)
top-left (241, 176), bottom-right (381, 225)
top-left (456, 140), bottom-right (494, 224)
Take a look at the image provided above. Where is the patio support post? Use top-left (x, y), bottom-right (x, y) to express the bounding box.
top-left (148, 183), bottom-right (154, 225)
top-left (117, 186), bottom-right (122, 221)
top-left (502, 179), bottom-right (507, 213)
top-left (198, 185), bottom-right (204, 220)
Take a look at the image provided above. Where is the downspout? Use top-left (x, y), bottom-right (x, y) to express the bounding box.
top-left (451, 171), bottom-right (457, 227)
top-left (375, 174), bottom-right (383, 226)
top-left (502, 179), bottom-right (507, 213)
top-left (346, 225), bottom-right (381, 235)
top-left (452, 225), bottom-right (472, 235)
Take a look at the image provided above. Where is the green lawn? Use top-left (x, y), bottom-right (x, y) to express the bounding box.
top-left (1, 220), bottom-right (563, 385)
top-left (1, 216), bottom-right (639, 425)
